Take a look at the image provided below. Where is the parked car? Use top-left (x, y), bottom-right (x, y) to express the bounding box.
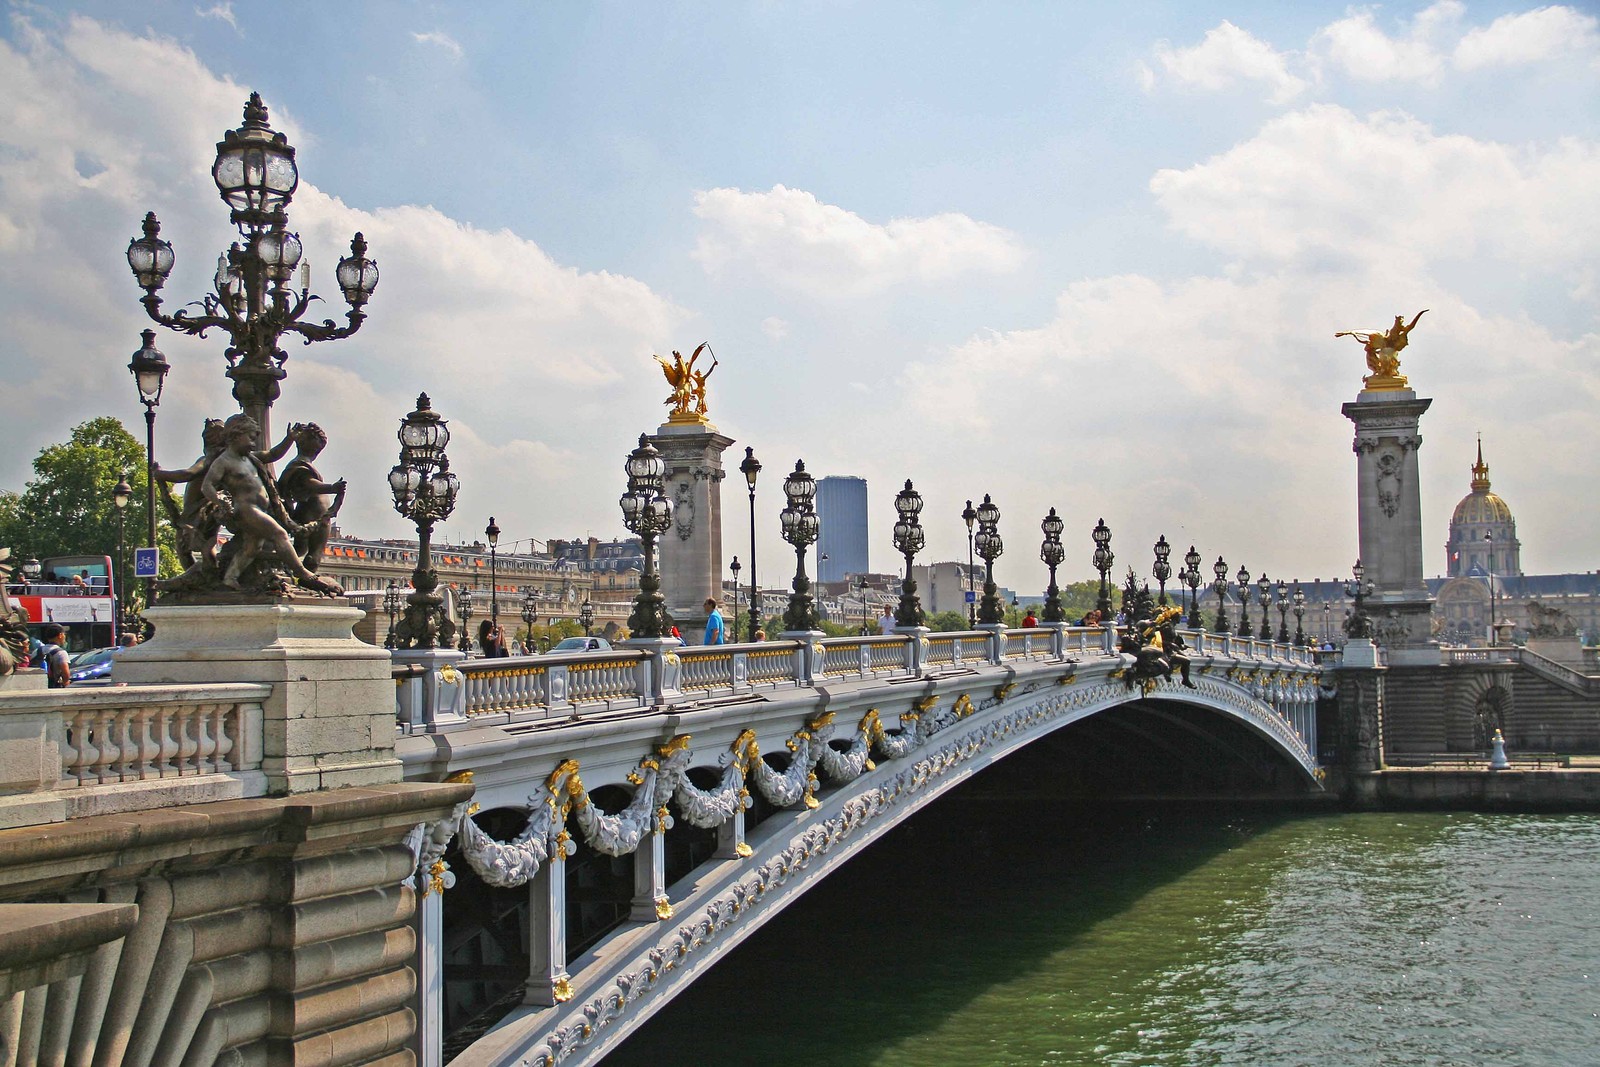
top-left (548, 637), bottom-right (612, 653)
top-left (68, 647), bottom-right (116, 684)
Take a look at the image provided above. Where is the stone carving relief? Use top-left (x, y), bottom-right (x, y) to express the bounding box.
top-left (1374, 446), bottom-right (1404, 518)
top-left (674, 481), bottom-right (695, 541)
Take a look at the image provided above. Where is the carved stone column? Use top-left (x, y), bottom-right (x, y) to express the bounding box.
top-left (648, 423), bottom-right (734, 639)
top-left (1343, 389), bottom-right (1440, 666)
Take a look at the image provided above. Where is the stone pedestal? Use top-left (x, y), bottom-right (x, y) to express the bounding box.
top-left (649, 421), bottom-right (735, 637)
top-left (1343, 388), bottom-right (1438, 660)
top-left (116, 602), bottom-right (401, 793)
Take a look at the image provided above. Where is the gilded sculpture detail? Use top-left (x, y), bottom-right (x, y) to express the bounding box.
top-left (1336, 309), bottom-right (1427, 391)
top-left (653, 342), bottom-right (717, 423)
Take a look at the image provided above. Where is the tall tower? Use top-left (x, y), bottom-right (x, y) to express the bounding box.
top-left (1445, 437), bottom-right (1521, 577)
top-left (816, 476), bottom-right (868, 582)
top-left (1340, 313), bottom-right (1438, 664)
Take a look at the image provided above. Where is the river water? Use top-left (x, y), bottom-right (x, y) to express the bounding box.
top-left (608, 801), bottom-right (1600, 1066)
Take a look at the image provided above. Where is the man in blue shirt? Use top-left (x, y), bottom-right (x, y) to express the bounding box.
top-left (703, 598), bottom-right (725, 645)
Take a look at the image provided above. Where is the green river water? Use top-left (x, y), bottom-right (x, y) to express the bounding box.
top-left (607, 803), bottom-right (1600, 1066)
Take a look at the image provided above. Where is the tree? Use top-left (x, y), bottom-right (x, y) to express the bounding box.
top-left (0, 417), bottom-right (176, 580)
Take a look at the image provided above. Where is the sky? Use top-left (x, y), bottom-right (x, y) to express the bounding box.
top-left (1, 0), bottom-right (1596, 598)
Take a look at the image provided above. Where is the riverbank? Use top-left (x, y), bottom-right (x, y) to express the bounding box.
top-left (1342, 760), bottom-right (1600, 811)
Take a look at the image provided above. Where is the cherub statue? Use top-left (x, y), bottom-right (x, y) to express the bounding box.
top-left (0, 548), bottom-right (30, 676)
top-left (653, 342), bottom-right (717, 419)
top-left (1336, 310), bottom-right (1427, 386)
top-left (275, 422), bottom-right (346, 578)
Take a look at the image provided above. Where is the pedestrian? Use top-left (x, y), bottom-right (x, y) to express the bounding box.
top-left (670, 624), bottom-right (682, 642)
top-left (703, 598), bottom-right (725, 645)
top-left (37, 623), bottom-right (71, 688)
top-left (877, 608), bottom-right (896, 634)
top-left (754, 629), bottom-right (766, 641)
top-left (118, 632), bottom-right (139, 648)
top-left (1022, 608), bottom-right (1038, 627)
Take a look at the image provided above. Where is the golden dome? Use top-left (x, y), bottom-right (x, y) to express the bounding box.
top-left (1451, 437), bottom-right (1514, 527)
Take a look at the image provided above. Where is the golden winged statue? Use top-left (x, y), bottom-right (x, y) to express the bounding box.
top-left (1336, 310), bottom-right (1426, 391)
top-left (653, 342), bottom-right (718, 422)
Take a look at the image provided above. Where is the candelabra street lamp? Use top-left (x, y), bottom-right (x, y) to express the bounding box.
top-left (1091, 518), bottom-right (1114, 620)
top-left (740, 447), bottom-right (762, 641)
top-left (729, 556), bottom-right (742, 641)
top-left (859, 575), bottom-right (870, 635)
top-left (457, 587), bottom-right (474, 654)
top-left (1153, 535), bottom-right (1172, 606)
top-left (620, 435), bottom-right (674, 638)
top-left (1276, 578), bottom-right (1290, 643)
top-left (892, 480), bottom-right (926, 628)
top-left (962, 499), bottom-right (978, 628)
top-left (1344, 560), bottom-right (1374, 639)
top-left (1257, 573), bottom-right (1273, 640)
top-left (521, 588), bottom-right (539, 649)
top-left (580, 599), bottom-right (595, 638)
top-left (125, 94), bottom-right (378, 450)
top-left (1211, 555), bottom-right (1230, 633)
top-left (1235, 565), bottom-right (1253, 638)
top-left (126, 330), bottom-right (170, 605)
top-left (974, 495), bottom-right (1004, 625)
top-left (779, 460), bottom-right (821, 632)
top-left (388, 394), bottom-right (459, 650)
top-left (485, 517), bottom-right (500, 623)
top-left (1323, 601), bottom-right (1332, 642)
top-left (1293, 582), bottom-right (1307, 646)
top-left (383, 580), bottom-right (402, 650)
top-left (112, 474), bottom-right (130, 632)
top-left (1040, 508), bottom-right (1066, 623)
top-left (1183, 545), bottom-right (1202, 627)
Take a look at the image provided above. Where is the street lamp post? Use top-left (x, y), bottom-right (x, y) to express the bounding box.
top-left (1236, 565), bottom-right (1253, 639)
top-left (1324, 601), bottom-right (1332, 643)
top-left (620, 435), bottom-right (675, 639)
top-left (1276, 579), bottom-right (1290, 643)
top-left (1183, 545), bottom-right (1202, 628)
top-left (974, 495), bottom-right (1004, 625)
top-left (112, 475), bottom-right (130, 633)
top-left (891, 480), bottom-right (926, 628)
top-left (740, 447), bottom-right (762, 641)
top-left (1344, 560), bottom-right (1374, 639)
top-left (485, 517), bottom-right (500, 623)
top-left (1041, 508), bottom-right (1066, 623)
top-left (729, 556), bottom-right (742, 641)
top-left (1091, 518), bottom-right (1114, 620)
top-left (383, 580), bottom-right (402, 650)
top-left (125, 94), bottom-right (378, 451)
top-left (1293, 582), bottom-right (1307, 646)
top-left (457, 587), bottom-right (474, 654)
top-left (521, 589), bottom-right (538, 650)
top-left (962, 499), bottom-right (978, 628)
top-left (1153, 535), bottom-right (1172, 606)
top-left (779, 461), bottom-right (821, 633)
top-left (1257, 573), bottom-right (1273, 640)
top-left (126, 330), bottom-right (170, 606)
top-left (580, 599), bottom-right (595, 638)
top-left (859, 575), bottom-right (870, 635)
top-left (388, 394), bottom-right (459, 650)
top-left (1212, 556), bottom-right (1230, 633)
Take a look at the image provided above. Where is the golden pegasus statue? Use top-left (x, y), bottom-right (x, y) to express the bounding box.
top-left (1336, 310), bottom-right (1427, 391)
top-left (653, 342), bottom-right (718, 423)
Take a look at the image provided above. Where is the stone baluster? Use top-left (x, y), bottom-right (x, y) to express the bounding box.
top-left (155, 705), bottom-right (179, 775)
top-left (213, 703), bottom-right (235, 772)
top-left (194, 704), bottom-right (219, 773)
top-left (526, 849), bottom-right (571, 1008)
top-left (630, 812), bottom-right (669, 923)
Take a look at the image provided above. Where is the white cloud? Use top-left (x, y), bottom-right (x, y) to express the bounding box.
top-left (0, 15), bottom-right (684, 547)
top-left (760, 316), bottom-right (790, 341)
top-left (692, 185), bottom-right (1025, 298)
top-left (1310, 5), bottom-right (1452, 84)
top-left (1150, 21), bottom-right (1307, 103)
top-left (412, 31), bottom-right (463, 60)
top-left (1454, 6), bottom-right (1600, 69)
top-left (194, 3), bottom-right (239, 33)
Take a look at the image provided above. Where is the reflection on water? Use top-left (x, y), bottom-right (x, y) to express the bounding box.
top-left (608, 803), bottom-right (1600, 1067)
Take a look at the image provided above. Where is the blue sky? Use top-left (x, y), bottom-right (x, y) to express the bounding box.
top-left (2, 1), bottom-right (1597, 594)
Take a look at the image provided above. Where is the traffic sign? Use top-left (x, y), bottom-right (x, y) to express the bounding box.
top-left (134, 547), bottom-right (160, 579)
top-left (964, 590), bottom-right (976, 603)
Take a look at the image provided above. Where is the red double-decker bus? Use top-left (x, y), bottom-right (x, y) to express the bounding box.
top-left (6, 554), bottom-right (119, 653)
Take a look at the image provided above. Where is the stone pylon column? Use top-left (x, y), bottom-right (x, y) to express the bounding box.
top-left (1343, 386), bottom-right (1440, 665)
top-left (649, 421), bottom-right (734, 639)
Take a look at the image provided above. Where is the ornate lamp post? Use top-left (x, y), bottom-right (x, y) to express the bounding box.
top-left (1345, 560), bottom-right (1374, 639)
top-left (1091, 518), bottom-right (1114, 620)
top-left (456, 587), bottom-right (474, 654)
top-left (1293, 582), bottom-right (1307, 646)
top-left (1275, 579), bottom-right (1290, 643)
top-left (388, 394), bottom-right (459, 650)
top-left (859, 575), bottom-right (870, 635)
top-left (382, 580), bottom-right (402, 650)
top-left (739, 447), bottom-right (762, 641)
top-left (125, 94), bottom-right (377, 449)
top-left (1323, 601), bottom-right (1332, 642)
top-left (485, 517), bottom-right (500, 623)
top-left (1211, 555), bottom-right (1230, 633)
top-left (729, 556), bottom-right (742, 641)
top-left (891, 480), bottom-right (926, 628)
top-left (1040, 508), bottom-right (1066, 623)
top-left (580, 599), bottom-right (595, 638)
top-left (962, 499), bottom-right (978, 627)
top-left (126, 330), bottom-right (170, 605)
top-left (521, 589), bottom-right (538, 649)
top-left (1152, 535), bottom-right (1172, 606)
top-left (112, 475), bottom-right (131, 629)
top-left (974, 495), bottom-right (1004, 625)
top-left (778, 461), bottom-right (820, 632)
top-left (1183, 545), bottom-right (1202, 627)
top-left (1257, 573), bottom-right (1273, 640)
top-left (1235, 565), bottom-right (1253, 639)
top-left (620, 435), bottom-right (674, 638)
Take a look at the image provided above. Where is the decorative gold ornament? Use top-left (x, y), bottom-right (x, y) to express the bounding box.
top-left (552, 976), bottom-right (573, 1002)
top-left (995, 682), bottom-right (1015, 701)
top-left (444, 769), bottom-right (474, 784)
top-left (655, 897), bottom-right (675, 920)
top-left (915, 694), bottom-right (939, 712)
top-left (1336, 310), bottom-right (1426, 392)
top-left (427, 859), bottom-right (449, 896)
top-left (654, 341), bottom-right (718, 424)
top-left (735, 841), bottom-right (753, 858)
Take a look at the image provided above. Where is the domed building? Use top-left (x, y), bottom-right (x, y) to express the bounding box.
top-left (1444, 438), bottom-right (1521, 578)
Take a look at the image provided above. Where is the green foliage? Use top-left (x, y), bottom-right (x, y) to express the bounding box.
top-left (1055, 579), bottom-right (1106, 623)
top-left (0, 417), bottom-right (177, 578)
top-left (927, 610), bottom-right (969, 632)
